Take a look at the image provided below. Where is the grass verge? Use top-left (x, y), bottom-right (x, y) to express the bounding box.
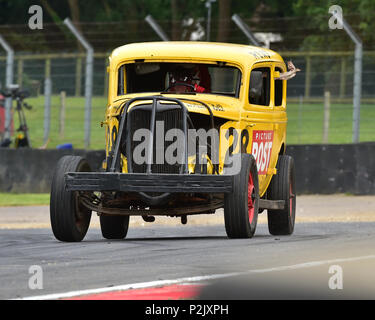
top-left (0, 193), bottom-right (50, 206)
top-left (7, 96), bottom-right (375, 148)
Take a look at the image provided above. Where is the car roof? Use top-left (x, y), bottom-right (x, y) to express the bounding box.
top-left (109, 41), bottom-right (284, 68)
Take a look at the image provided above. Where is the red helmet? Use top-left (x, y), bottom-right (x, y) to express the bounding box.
top-left (168, 65), bottom-right (207, 93)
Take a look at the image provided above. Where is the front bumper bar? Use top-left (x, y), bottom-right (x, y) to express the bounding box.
top-left (65, 172), bottom-right (233, 193)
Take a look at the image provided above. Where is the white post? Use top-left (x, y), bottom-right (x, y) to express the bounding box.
top-left (323, 91), bottom-right (330, 144)
top-left (145, 15), bottom-right (169, 41)
top-left (334, 13), bottom-right (362, 143)
top-left (205, 0), bottom-right (216, 41)
top-left (231, 14), bottom-right (261, 46)
top-left (298, 95), bottom-right (303, 144)
top-left (64, 18), bottom-right (94, 149)
top-left (59, 91), bottom-right (66, 139)
top-left (0, 35), bottom-right (14, 140)
top-left (43, 78), bottom-right (52, 145)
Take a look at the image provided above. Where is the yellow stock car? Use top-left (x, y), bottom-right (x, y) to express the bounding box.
top-left (50, 42), bottom-right (296, 242)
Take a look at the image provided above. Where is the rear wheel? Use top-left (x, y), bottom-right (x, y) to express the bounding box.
top-left (224, 153), bottom-right (259, 238)
top-left (267, 155), bottom-right (296, 235)
top-left (50, 156), bottom-right (92, 242)
top-left (100, 215), bottom-right (129, 240)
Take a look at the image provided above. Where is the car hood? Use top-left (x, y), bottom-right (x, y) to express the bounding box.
top-left (108, 93), bottom-right (241, 121)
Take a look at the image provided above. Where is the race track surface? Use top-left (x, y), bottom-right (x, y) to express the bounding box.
top-left (1, 221), bottom-right (375, 300)
top-left (1, 195), bottom-right (375, 300)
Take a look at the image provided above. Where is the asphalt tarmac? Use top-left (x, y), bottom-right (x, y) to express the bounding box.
top-left (1, 221), bottom-right (374, 300)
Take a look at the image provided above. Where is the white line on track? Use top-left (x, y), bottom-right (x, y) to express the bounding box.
top-left (15, 254), bottom-right (375, 300)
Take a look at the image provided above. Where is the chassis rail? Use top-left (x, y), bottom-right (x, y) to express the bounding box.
top-left (79, 197), bottom-right (223, 216)
top-left (65, 172), bottom-right (233, 193)
top-left (65, 172), bottom-right (285, 210)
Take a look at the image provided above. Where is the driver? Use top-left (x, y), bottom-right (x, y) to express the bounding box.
top-left (168, 65), bottom-right (207, 93)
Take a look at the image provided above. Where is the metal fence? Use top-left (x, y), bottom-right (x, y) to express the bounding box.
top-left (0, 15), bottom-right (374, 149)
top-left (2, 51), bottom-right (375, 100)
top-left (0, 51), bottom-right (374, 149)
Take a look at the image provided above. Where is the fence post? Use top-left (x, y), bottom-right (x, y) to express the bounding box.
top-left (59, 91), bottom-right (66, 139)
top-left (64, 18), bottom-right (94, 149)
top-left (304, 56), bottom-right (311, 99)
top-left (339, 57), bottom-right (346, 99)
top-left (43, 77), bottom-right (52, 145)
top-left (231, 14), bottom-right (261, 46)
top-left (145, 15), bottom-right (170, 41)
top-left (205, 0), bottom-right (216, 41)
top-left (298, 95), bottom-right (303, 144)
top-left (323, 91), bottom-right (330, 144)
top-left (352, 44), bottom-right (362, 143)
top-left (75, 57), bottom-right (82, 97)
top-left (333, 13), bottom-right (362, 143)
top-left (45, 58), bottom-right (51, 79)
top-left (17, 58), bottom-right (23, 87)
top-left (0, 35), bottom-right (14, 141)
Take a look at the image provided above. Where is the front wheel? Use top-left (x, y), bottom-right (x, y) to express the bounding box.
top-left (50, 156), bottom-right (92, 242)
top-left (224, 153), bottom-right (259, 238)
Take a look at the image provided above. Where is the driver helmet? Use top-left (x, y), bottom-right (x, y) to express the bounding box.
top-left (168, 65), bottom-right (206, 93)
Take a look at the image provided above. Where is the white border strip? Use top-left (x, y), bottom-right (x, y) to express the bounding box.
top-left (15, 255), bottom-right (375, 300)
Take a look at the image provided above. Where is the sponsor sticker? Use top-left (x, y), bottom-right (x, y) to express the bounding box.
top-left (251, 130), bottom-right (274, 175)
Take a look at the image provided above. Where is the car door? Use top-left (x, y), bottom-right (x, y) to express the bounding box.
top-left (241, 62), bottom-right (275, 196)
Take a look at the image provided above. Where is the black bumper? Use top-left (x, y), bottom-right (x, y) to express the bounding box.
top-left (65, 172), bottom-right (233, 193)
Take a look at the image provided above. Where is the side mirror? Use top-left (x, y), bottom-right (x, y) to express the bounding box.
top-left (249, 71), bottom-right (263, 104)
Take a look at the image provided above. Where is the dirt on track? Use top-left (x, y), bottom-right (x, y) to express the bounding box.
top-left (0, 194), bottom-right (375, 229)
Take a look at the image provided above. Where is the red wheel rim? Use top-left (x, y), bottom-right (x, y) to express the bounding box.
top-left (248, 172), bottom-right (255, 224)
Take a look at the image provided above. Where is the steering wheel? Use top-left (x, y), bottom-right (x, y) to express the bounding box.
top-left (165, 82), bottom-right (196, 92)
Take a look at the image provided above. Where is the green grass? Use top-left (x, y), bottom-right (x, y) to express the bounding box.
top-left (3, 98), bottom-right (375, 203)
top-left (286, 102), bottom-right (375, 144)
top-left (0, 193), bottom-right (50, 206)
top-left (14, 95), bottom-right (107, 149)
top-left (10, 96), bottom-right (375, 149)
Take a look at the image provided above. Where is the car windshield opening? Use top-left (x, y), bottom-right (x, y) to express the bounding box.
top-left (120, 62), bottom-right (241, 98)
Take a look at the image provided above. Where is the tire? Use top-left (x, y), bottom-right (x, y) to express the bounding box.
top-left (50, 156), bottom-right (92, 242)
top-left (100, 215), bottom-right (129, 240)
top-left (267, 155), bottom-right (296, 235)
top-left (224, 153), bottom-right (259, 238)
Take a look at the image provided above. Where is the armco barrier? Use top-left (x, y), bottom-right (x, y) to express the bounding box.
top-left (0, 143), bottom-right (375, 194)
top-left (0, 149), bottom-right (105, 193)
top-left (287, 143), bottom-right (375, 195)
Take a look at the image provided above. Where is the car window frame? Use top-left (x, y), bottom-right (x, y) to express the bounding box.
top-left (247, 62), bottom-right (273, 108)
